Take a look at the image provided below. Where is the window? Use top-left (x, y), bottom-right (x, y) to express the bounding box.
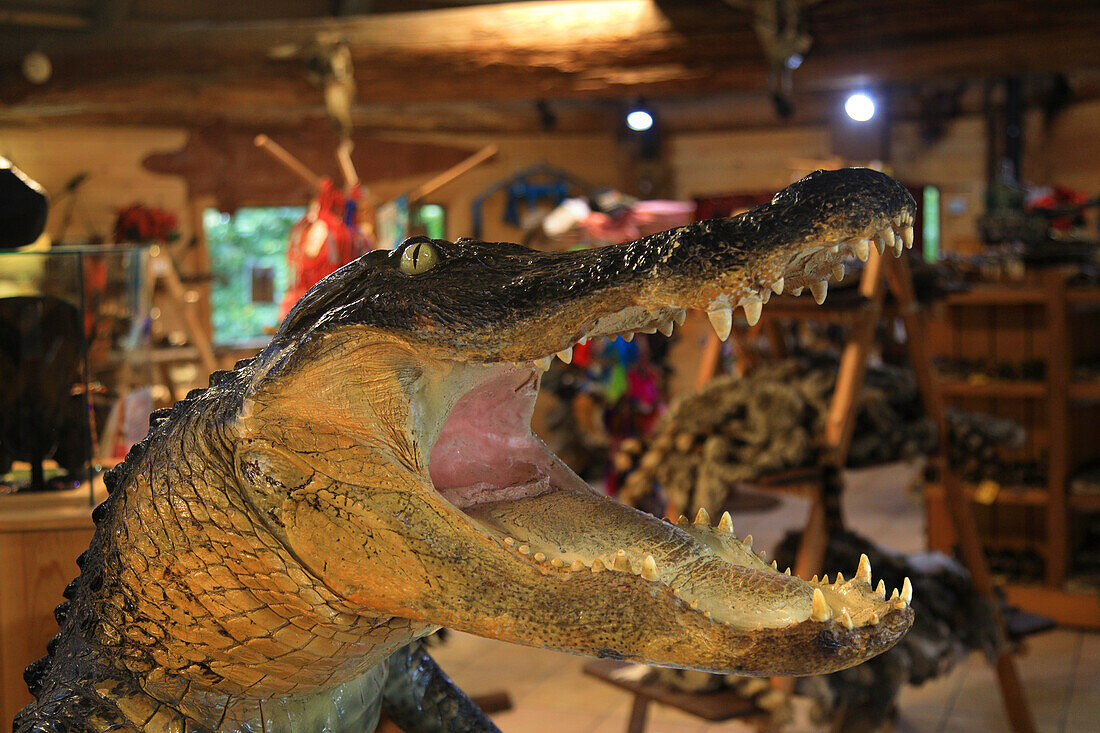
top-left (204, 206), bottom-right (305, 344)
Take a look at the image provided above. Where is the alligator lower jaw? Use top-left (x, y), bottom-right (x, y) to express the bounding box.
top-left (422, 358), bottom-right (913, 652)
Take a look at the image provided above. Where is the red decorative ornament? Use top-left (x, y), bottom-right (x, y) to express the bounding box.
top-left (114, 204), bottom-right (179, 244)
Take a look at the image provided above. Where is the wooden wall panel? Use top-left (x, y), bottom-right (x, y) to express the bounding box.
top-left (670, 127), bottom-right (833, 200)
top-left (362, 132), bottom-right (623, 244)
top-left (0, 126), bottom-right (190, 245)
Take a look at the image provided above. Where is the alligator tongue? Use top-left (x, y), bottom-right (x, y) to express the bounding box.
top-left (462, 459), bottom-right (812, 630)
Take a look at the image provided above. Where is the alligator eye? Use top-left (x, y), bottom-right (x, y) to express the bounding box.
top-left (399, 241), bottom-right (440, 275)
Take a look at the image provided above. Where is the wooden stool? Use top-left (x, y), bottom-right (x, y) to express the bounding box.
top-left (582, 660), bottom-right (760, 733)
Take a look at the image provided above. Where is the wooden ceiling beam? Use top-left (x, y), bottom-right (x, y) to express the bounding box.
top-left (0, 0), bottom-right (1097, 125)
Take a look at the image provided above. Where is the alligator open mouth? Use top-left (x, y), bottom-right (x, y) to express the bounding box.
top-left (242, 167), bottom-right (918, 678)
top-left (417, 210), bottom-right (917, 669)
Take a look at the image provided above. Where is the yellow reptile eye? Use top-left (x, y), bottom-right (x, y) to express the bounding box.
top-left (399, 241), bottom-right (440, 275)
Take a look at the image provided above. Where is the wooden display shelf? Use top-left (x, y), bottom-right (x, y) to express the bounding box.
top-left (1068, 493), bottom-right (1100, 510)
top-left (1067, 288), bottom-right (1100, 304)
top-left (943, 287), bottom-right (1048, 306)
top-left (1, 483), bottom-right (102, 730)
top-left (1069, 381), bottom-right (1100, 400)
top-left (1004, 584), bottom-right (1100, 630)
top-left (925, 482), bottom-right (1049, 507)
top-left (938, 380), bottom-right (1047, 398)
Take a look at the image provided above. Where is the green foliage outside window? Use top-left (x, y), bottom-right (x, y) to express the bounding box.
top-left (203, 206), bottom-right (304, 344)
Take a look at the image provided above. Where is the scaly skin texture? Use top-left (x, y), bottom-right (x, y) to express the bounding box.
top-left (17, 168), bottom-right (917, 733)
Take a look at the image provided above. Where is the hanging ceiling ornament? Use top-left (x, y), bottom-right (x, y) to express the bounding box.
top-left (723, 0), bottom-right (823, 119)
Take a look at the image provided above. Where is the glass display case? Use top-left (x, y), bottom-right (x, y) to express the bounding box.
top-left (0, 246), bottom-right (152, 501)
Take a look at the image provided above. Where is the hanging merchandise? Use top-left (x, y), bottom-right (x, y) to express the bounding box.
top-left (280, 179), bottom-right (370, 318)
top-left (470, 163), bottom-right (593, 239)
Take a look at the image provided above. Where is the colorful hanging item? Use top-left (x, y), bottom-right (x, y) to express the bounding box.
top-left (280, 179), bottom-right (372, 318)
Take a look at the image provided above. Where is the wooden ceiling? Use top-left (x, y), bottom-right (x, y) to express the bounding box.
top-left (1, 0), bottom-right (1099, 132)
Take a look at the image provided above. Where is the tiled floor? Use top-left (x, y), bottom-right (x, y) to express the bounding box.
top-left (431, 463), bottom-right (1100, 732)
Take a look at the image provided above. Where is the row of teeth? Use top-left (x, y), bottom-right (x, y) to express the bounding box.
top-left (682, 508), bottom-right (913, 627)
top-left (706, 214), bottom-right (915, 341)
top-left (532, 309), bottom-right (688, 371)
top-left (531, 213), bottom-right (916, 367)
top-left (499, 506), bottom-right (912, 629)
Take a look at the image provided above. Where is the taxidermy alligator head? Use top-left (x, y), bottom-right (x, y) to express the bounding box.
top-left (19, 168), bottom-right (916, 732)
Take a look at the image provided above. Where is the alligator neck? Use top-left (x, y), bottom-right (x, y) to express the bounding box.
top-left (36, 399), bottom-right (430, 731)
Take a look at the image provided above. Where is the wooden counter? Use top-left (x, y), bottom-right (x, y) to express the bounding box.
top-left (1, 483), bottom-right (101, 730)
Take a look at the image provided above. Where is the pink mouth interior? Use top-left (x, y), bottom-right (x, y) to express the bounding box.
top-left (428, 367), bottom-right (554, 508)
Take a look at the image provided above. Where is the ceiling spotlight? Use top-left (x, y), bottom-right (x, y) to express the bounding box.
top-left (845, 92), bottom-right (875, 122)
top-left (626, 109), bottom-right (654, 132)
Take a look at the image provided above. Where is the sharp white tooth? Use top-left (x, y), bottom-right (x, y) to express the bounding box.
top-left (890, 588), bottom-right (899, 601)
top-left (556, 346), bottom-right (574, 364)
top-left (811, 588), bottom-right (831, 622)
top-left (673, 309), bottom-right (687, 325)
top-left (835, 571), bottom-right (845, 584)
top-left (771, 560), bottom-right (778, 570)
top-left (810, 280), bottom-right (828, 304)
top-left (760, 289), bottom-right (771, 304)
top-left (841, 609), bottom-right (854, 629)
top-left (870, 611), bottom-right (880, 624)
top-left (694, 508), bottom-right (711, 526)
top-left (717, 511), bottom-right (734, 534)
top-left (822, 574), bottom-right (830, 584)
top-left (811, 575), bottom-right (819, 583)
top-left (641, 555), bottom-right (659, 581)
top-left (784, 567), bottom-right (791, 575)
top-left (901, 225), bottom-right (914, 249)
top-left (759, 549), bottom-right (767, 560)
top-left (790, 286), bottom-right (804, 296)
top-left (743, 534), bottom-right (753, 549)
top-left (707, 307), bottom-right (733, 342)
top-left (901, 577), bottom-right (913, 604)
top-left (742, 299), bottom-right (762, 327)
top-left (640, 326), bottom-right (657, 334)
top-left (676, 515), bottom-right (690, 526)
top-left (578, 336), bottom-right (588, 345)
top-left (880, 227), bottom-right (895, 251)
top-left (570, 559), bottom-right (585, 571)
top-left (591, 559), bottom-right (606, 573)
top-left (831, 262), bottom-right (844, 281)
top-left (892, 238), bottom-right (904, 256)
top-left (657, 320), bottom-right (675, 337)
top-left (829, 244), bottom-right (840, 255)
top-left (876, 580), bottom-right (886, 599)
top-left (534, 356), bottom-right (553, 371)
top-left (771, 276), bottom-right (785, 295)
top-left (614, 550), bottom-right (631, 572)
top-left (872, 234), bottom-right (886, 255)
top-left (856, 554), bottom-right (872, 584)
top-left (622, 331), bottom-right (634, 342)
top-left (851, 239), bottom-right (870, 261)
